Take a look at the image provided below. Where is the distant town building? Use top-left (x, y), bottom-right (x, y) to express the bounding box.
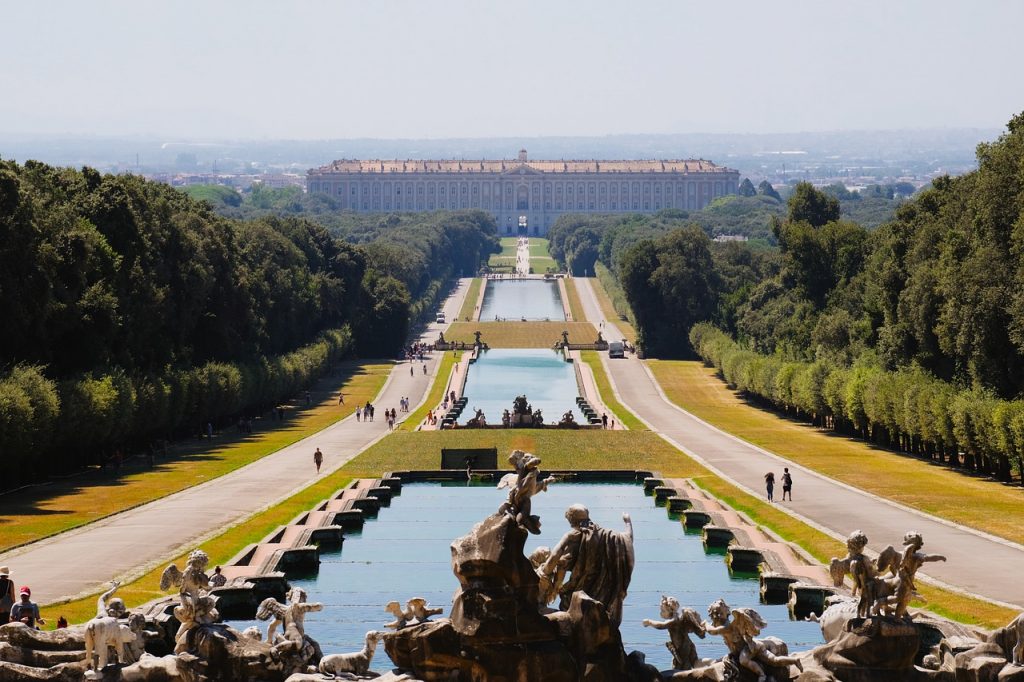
top-left (306, 149), bottom-right (739, 235)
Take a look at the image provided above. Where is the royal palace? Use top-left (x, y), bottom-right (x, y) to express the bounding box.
top-left (306, 149), bottom-right (739, 235)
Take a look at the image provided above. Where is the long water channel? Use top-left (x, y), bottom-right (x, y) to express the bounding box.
top-left (459, 349), bottom-right (583, 424)
top-left (479, 278), bottom-right (565, 321)
top-left (230, 482), bottom-right (822, 670)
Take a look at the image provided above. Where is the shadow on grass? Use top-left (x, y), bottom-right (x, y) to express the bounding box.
top-left (0, 359), bottom-right (393, 537)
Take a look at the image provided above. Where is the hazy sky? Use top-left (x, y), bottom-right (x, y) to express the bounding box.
top-left (2, 0), bottom-right (1022, 139)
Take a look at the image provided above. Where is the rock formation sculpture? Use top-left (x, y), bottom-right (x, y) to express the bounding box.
top-left (641, 595), bottom-right (705, 670)
top-left (84, 612), bottom-right (146, 673)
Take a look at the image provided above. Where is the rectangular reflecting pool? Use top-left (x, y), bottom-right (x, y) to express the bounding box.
top-left (480, 279), bottom-right (566, 321)
top-left (230, 482), bottom-right (822, 670)
top-left (459, 349), bottom-right (582, 424)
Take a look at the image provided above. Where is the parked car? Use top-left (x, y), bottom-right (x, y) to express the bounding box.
top-left (608, 341), bottom-right (625, 358)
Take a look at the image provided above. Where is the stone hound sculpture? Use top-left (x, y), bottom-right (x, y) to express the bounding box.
top-left (319, 630), bottom-right (384, 677)
top-left (1012, 612), bottom-right (1024, 667)
top-left (160, 549), bottom-right (217, 653)
top-left (406, 597), bottom-right (443, 624)
top-left (84, 612), bottom-right (145, 672)
top-left (256, 586), bottom-right (323, 655)
top-left (642, 595), bottom-right (706, 670)
top-left (384, 601), bottom-right (410, 630)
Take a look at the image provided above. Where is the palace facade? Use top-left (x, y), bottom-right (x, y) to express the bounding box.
top-left (306, 150), bottom-right (739, 235)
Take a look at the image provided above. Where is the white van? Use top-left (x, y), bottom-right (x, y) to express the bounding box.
top-left (436, 312), bottom-right (446, 324)
top-left (608, 341), bottom-right (625, 358)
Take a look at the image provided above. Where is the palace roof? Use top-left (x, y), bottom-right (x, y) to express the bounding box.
top-left (310, 158), bottom-right (734, 175)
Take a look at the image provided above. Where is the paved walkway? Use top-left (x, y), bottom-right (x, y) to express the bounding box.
top-left (574, 277), bottom-right (1024, 608)
top-left (0, 279), bottom-right (474, 606)
top-left (516, 237), bottom-right (530, 275)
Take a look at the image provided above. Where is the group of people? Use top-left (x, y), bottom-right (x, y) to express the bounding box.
top-left (355, 402), bottom-right (376, 422)
top-left (404, 342), bottom-right (430, 361)
top-left (0, 566), bottom-right (45, 629)
top-left (763, 467), bottom-right (794, 502)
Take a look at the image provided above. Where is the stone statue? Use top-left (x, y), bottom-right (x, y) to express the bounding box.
top-left (541, 504), bottom-right (634, 626)
top-left (84, 612), bottom-right (146, 673)
top-left (828, 530), bottom-right (900, 618)
top-left (474, 330), bottom-right (482, 345)
top-left (384, 600), bottom-right (410, 630)
top-left (467, 407), bottom-right (487, 427)
top-left (888, 530), bottom-right (946, 618)
top-left (256, 587), bottom-right (323, 661)
top-left (513, 394), bottom-right (530, 415)
top-left (319, 631), bottom-right (384, 677)
top-left (561, 330), bottom-right (570, 347)
top-left (528, 546), bottom-right (567, 608)
top-left (160, 549), bottom-right (218, 653)
top-left (704, 600), bottom-right (802, 682)
top-left (558, 410), bottom-right (577, 427)
top-left (1015, 613), bottom-right (1024, 666)
top-left (96, 580), bottom-right (127, 619)
top-left (596, 331), bottom-right (604, 344)
top-left (642, 595), bottom-right (705, 670)
top-left (406, 597), bottom-right (443, 624)
top-left (497, 450), bottom-right (555, 534)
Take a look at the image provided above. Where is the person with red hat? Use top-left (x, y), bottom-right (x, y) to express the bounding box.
top-left (10, 585), bottom-right (45, 629)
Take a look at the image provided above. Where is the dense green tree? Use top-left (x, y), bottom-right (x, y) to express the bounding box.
top-left (738, 178), bottom-right (757, 197)
top-left (785, 182), bottom-right (841, 228)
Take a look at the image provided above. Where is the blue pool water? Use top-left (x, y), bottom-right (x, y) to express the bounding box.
top-left (480, 279), bottom-right (566, 321)
top-left (459, 349), bottom-right (582, 424)
top-left (230, 482), bottom-right (823, 670)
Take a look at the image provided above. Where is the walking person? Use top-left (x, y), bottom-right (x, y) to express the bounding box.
top-left (764, 471), bottom-right (775, 503)
top-left (410, 365), bottom-right (414, 377)
top-left (0, 567), bottom-right (14, 625)
top-left (337, 392), bottom-right (345, 405)
top-left (356, 406), bottom-right (361, 422)
top-left (313, 447), bottom-right (324, 474)
top-left (782, 467), bottom-right (793, 501)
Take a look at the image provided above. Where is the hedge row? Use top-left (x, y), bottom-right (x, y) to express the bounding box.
top-left (1, 327), bottom-right (352, 488)
top-left (689, 323), bottom-right (1024, 483)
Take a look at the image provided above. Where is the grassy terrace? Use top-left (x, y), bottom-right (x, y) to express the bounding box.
top-left (648, 360), bottom-right (1024, 545)
top-left (446, 321), bottom-right (598, 348)
top-left (563, 278), bottom-right (585, 321)
top-left (457, 278), bottom-right (482, 321)
top-left (590, 270), bottom-right (637, 342)
top-left (580, 351), bottom-right (645, 430)
top-left (0, 361), bottom-right (393, 553)
top-left (50, 426), bottom-right (1018, 629)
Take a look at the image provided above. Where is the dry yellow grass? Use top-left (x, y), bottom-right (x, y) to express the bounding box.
top-left (445, 321), bottom-right (599, 348)
top-left (0, 361), bottom-right (392, 553)
top-left (649, 360), bottom-right (1024, 544)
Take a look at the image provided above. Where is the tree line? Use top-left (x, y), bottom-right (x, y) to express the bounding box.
top-left (548, 111), bottom-right (1024, 481)
top-left (690, 323), bottom-right (1024, 483)
top-left (0, 161), bottom-right (497, 487)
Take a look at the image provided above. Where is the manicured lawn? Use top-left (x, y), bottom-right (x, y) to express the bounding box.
top-left (648, 360), bottom-right (1024, 545)
top-left (342, 429), bottom-right (704, 479)
top-left (580, 351), bottom-right (645, 430)
top-left (457, 278), bottom-right (482, 321)
top-left (0, 361), bottom-right (393, 553)
top-left (563, 278), bottom-right (585, 321)
top-left (400, 351), bottom-right (459, 430)
top-left (528, 238), bottom-right (550, 258)
top-left (531, 257), bottom-right (560, 273)
top-left (445, 321), bottom-right (599, 348)
top-left (590, 269), bottom-right (637, 342)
